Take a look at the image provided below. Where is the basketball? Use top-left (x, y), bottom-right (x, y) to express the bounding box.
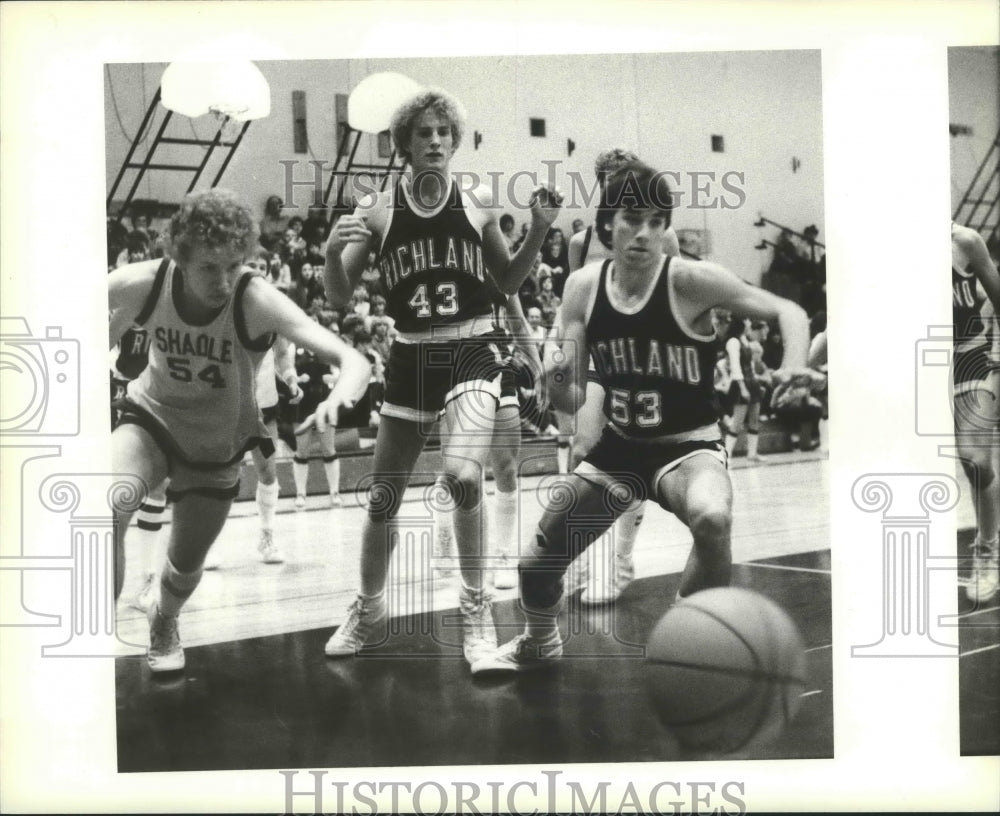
top-left (644, 587), bottom-right (807, 756)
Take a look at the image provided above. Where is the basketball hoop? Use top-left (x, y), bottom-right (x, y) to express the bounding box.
top-left (348, 72), bottom-right (423, 134)
top-left (161, 61), bottom-right (271, 123)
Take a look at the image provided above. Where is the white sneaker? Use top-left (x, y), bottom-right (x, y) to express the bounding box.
top-left (581, 553), bottom-right (635, 605)
top-left (459, 585), bottom-right (498, 666)
top-left (471, 630), bottom-right (563, 675)
top-left (146, 603), bottom-right (185, 673)
top-left (130, 572), bottom-right (158, 614)
top-left (329, 493), bottom-right (343, 508)
top-left (202, 548), bottom-right (222, 571)
top-left (294, 494), bottom-right (306, 510)
top-left (258, 529), bottom-right (285, 564)
top-left (492, 553), bottom-right (518, 590)
top-left (967, 541), bottom-right (999, 603)
top-left (324, 594), bottom-right (388, 657)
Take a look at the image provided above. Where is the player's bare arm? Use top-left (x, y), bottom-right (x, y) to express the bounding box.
top-left (673, 258), bottom-right (815, 407)
top-left (505, 293), bottom-right (546, 408)
top-left (323, 195), bottom-right (385, 310)
top-left (243, 278), bottom-right (370, 430)
top-left (273, 334), bottom-right (302, 404)
top-left (674, 258), bottom-right (810, 369)
top-left (546, 264), bottom-right (595, 414)
top-left (567, 229), bottom-right (586, 272)
top-left (107, 260), bottom-right (160, 348)
top-left (954, 224), bottom-right (1000, 314)
top-left (478, 182), bottom-right (564, 294)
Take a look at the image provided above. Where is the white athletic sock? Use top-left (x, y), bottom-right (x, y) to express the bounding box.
top-left (747, 432), bottom-right (760, 458)
top-left (256, 481), bottom-right (279, 531)
top-left (292, 460), bottom-right (309, 497)
top-left (615, 502), bottom-right (644, 559)
top-left (493, 488), bottom-right (519, 558)
top-left (724, 432), bottom-right (737, 457)
top-left (135, 495), bottom-right (167, 577)
top-left (323, 458), bottom-right (341, 498)
top-left (556, 441), bottom-right (570, 474)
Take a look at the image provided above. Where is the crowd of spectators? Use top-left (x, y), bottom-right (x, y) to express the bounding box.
top-left (106, 196), bottom-right (827, 453)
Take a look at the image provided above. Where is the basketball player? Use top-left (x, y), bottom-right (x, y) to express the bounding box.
top-left (558, 148), bottom-right (682, 605)
top-left (472, 162), bottom-right (816, 673)
top-left (723, 318), bottom-right (769, 461)
top-left (249, 324), bottom-right (302, 564)
top-left (321, 87), bottom-right (562, 665)
top-left (433, 290), bottom-right (545, 590)
top-left (109, 189), bottom-right (370, 673)
top-left (951, 222), bottom-right (1000, 603)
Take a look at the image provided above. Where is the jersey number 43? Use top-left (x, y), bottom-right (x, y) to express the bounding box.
top-left (407, 282), bottom-right (459, 317)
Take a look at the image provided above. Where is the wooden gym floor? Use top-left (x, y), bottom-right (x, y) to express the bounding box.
top-left (115, 452), bottom-right (837, 771)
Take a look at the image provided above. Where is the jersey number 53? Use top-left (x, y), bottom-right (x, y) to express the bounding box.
top-left (609, 388), bottom-right (662, 428)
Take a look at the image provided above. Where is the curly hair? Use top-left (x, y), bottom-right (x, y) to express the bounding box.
top-left (594, 148), bottom-right (640, 187)
top-left (167, 189), bottom-right (259, 265)
top-left (389, 87), bottom-right (466, 164)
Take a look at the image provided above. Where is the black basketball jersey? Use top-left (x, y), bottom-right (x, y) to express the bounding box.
top-left (378, 178), bottom-right (493, 334)
top-left (587, 257), bottom-right (719, 437)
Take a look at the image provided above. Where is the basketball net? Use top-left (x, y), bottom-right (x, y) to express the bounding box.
top-left (210, 106), bottom-right (247, 143)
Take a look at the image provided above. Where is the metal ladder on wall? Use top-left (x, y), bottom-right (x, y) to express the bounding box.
top-left (953, 128), bottom-right (999, 247)
top-left (322, 125), bottom-right (406, 215)
top-left (106, 87), bottom-right (253, 223)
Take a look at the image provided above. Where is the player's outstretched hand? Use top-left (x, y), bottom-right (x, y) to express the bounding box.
top-left (771, 368), bottom-right (827, 409)
top-left (529, 184), bottom-right (564, 228)
top-left (314, 393), bottom-right (357, 433)
top-left (294, 414), bottom-right (316, 436)
top-left (326, 215), bottom-right (372, 254)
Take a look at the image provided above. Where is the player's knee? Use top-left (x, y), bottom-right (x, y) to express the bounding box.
top-left (366, 478), bottom-right (404, 522)
top-left (959, 452), bottom-right (997, 489)
top-left (441, 468), bottom-right (483, 510)
top-left (688, 505), bottom-right (732, 547)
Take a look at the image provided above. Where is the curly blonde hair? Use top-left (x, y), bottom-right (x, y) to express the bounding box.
top-left (167, 189), bottom-right (259, 265)
top-left (389, 88), bottom-right (466, 164)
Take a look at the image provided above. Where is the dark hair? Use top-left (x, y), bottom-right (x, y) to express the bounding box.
top-left (594, 162), bottom-right (673, 249)
top-left (726, 316), bottom-right (749, 341)
top-left (127, 230), bottom-right (150, 251)
top-left (499, 213), bottom-right (515, 232)
top-left (341, 313), bottom-right (365, 336)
